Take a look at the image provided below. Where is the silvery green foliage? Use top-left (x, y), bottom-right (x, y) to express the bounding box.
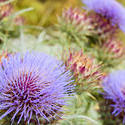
top-left (6, 31), bottom-right (63, 58)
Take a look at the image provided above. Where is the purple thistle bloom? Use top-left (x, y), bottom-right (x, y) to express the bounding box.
top-left (82, 0), bottom-right (125, 32)
top-left (0, 52), bottom-right (73, 125)
top-left (102, 70), bottom-right (125, 122)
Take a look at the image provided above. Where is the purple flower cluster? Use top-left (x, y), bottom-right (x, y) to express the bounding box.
top-left (102, 70), bottom-right (125, 122)
top-left (82, 0), bottom-right (125, 32)
top-left (0, 52), bottom-right (73, 124)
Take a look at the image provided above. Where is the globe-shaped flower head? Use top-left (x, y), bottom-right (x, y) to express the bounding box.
top-left (102, 70), bottom-right (125, 123)
top-left (0, 52), bottom-right (73, 125)
top-left (63, 50), bottom-right (104, 93)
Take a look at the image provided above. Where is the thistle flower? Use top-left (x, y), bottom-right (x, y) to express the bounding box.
top-left (57, 8), bottom-right (94, 44)
top-left (88, 13), bottom-right (118, 40)
top-left (96, 39), bottom-right (125, 68)
top-left (64, 50), bottom-right (104, 92)
top-left (83, 0), bottom-right (125, 32)
top-left (102, 70), bottom-right (125, 123)
top-left (0, 52), bottom-right (73, 125)
top-left (103, 39), bottom-right (125, 59)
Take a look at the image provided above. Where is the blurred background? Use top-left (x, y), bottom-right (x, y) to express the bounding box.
top-left (12, 0), bottom-right (125, 41)
top-left (14, 0), bottom-right (125, 27)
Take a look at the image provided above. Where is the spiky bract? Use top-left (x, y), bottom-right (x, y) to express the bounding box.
top-left (64, 50), bottom-right (104, 93)
top-left (57, 8), bottom-right (94, 44)
top-left (95, 39), bottom-right (125, 69)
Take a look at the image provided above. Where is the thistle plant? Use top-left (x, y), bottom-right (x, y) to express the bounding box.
top-left (63, 50), bottom-right (104, 94)
top-left (0, 52), bottom-right (74, 125)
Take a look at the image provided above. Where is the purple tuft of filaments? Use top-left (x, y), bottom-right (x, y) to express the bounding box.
top-left (0, 52), bottom-right (74, 125)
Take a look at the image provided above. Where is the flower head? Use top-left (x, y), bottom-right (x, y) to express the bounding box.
top-left (102, 39), bottom-right (125, 59)
top-left (64, 50), bottom-right (104, 92)
top-left (83, 0), bottom-right (125, 32)
top-left (61, 8), bottom-right (90, 29)
top-left (88, 13), bottom-right (118, 39)
top-left (57, 8), bottom-right (93, 43)
top-left (102, 70), bottom-right (125, 122)
top-left (96, 39), bottom-right (125, 69)
top-left (0, 52), bottom-right (73, 124)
